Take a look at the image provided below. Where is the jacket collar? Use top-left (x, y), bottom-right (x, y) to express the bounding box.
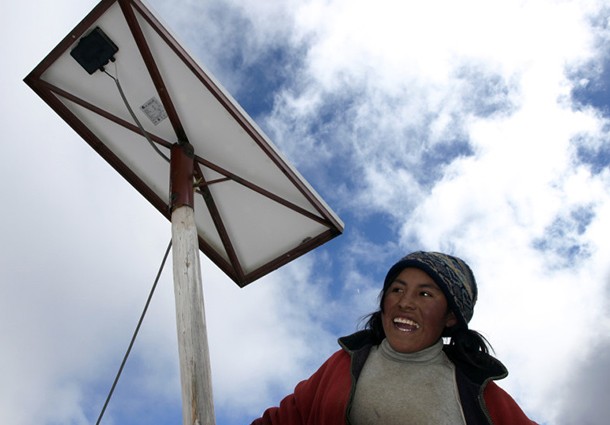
top-left (338, 330), bottom-right (508, 385)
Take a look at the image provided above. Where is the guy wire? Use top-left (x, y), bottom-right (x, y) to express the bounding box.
top-left (94, 239), bottom-right (172, 425)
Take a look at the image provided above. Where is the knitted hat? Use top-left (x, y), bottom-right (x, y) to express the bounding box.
top-left (383, 251), bottom-right (477, 330)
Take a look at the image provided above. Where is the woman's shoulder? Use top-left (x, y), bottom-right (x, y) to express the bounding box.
top-left (338, 329), bottom-right (377, 353)
top-left (483, 381), bottom-right (539, 424)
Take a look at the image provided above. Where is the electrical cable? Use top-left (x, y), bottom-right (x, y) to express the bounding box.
top-left (103, 66), bottom-right (170, 163)
top-left (94, 239), bottom-right (172, 425)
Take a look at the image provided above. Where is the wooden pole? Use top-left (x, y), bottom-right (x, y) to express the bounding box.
top-left (170, 142), bottom-right (216, 425)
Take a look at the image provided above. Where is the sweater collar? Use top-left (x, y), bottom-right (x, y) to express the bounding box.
top-left (379, 338), bottom-right (445, 364)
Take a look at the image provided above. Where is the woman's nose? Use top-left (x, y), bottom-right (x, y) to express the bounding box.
top-left (398, 292), bottom-right (416, 310)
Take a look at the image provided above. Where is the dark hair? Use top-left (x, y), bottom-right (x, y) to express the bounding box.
top-left (362, 286), bottom-right (494, 368)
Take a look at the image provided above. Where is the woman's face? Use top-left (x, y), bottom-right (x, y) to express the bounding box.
top-left (381, 267), bottom-right (457, 353)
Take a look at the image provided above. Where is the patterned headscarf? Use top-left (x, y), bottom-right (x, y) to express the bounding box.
top-left (382, 251), bottom-right (478, 330)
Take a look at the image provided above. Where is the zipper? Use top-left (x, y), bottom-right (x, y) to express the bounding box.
top-left (478, 377), bottom-right (495, 425)
top-left (344, 354), bottom-right (358, 425)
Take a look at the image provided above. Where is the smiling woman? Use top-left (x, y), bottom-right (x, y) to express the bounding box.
top-left (250, 251), bottom-right (538, 425)
top-left (381, 268), bottom-right (457, 354)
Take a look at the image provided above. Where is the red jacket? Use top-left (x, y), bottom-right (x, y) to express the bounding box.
top-left (252, 331), bottom-right (537, 425)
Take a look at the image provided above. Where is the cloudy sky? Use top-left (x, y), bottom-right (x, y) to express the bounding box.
top-left (2, 0), bottom-right (610, 424)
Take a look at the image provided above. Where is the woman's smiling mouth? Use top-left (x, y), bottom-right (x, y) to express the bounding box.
top-left (393, 317), bottom-right (420, 332)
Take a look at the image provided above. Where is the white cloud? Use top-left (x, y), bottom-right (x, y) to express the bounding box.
top-left (249, 1), bottom-right (610, 423)
top-left (202, 255), bottom-right (337, 417)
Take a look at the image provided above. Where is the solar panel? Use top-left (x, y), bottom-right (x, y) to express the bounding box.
top-left (24, 0), bottom-right (343, 286)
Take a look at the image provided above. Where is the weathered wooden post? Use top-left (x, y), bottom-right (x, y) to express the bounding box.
top-left (170, 142), bottom-right (215, 425)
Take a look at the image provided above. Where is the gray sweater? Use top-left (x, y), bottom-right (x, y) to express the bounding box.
top-left (349, 338), bottom-right (467, 425)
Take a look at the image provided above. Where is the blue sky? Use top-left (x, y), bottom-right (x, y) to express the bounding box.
top-left (2, 1), bottom-right (610, 425)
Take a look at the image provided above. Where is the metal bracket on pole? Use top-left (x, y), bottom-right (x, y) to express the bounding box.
top-left (170, 142), bottom-right (195, 212)
top-left (170, 141), bottom-right (216, 425)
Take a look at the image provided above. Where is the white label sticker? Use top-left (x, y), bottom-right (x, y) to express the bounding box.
top-left (141, 97), bottom-right (168, 125)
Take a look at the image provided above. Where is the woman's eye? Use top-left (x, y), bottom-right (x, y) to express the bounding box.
top-left (421, 291), bottom-right (432, 297)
